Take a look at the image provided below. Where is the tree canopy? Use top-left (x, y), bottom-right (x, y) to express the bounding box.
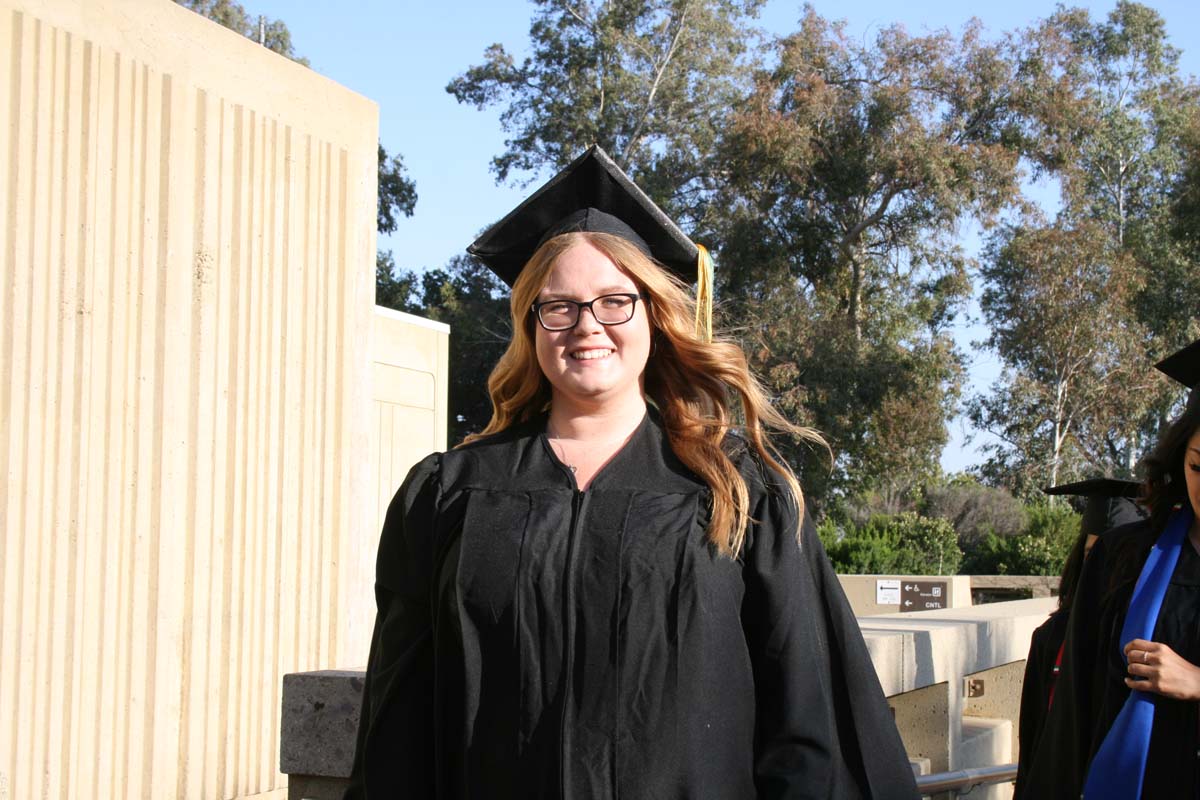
top-left (970, 2), bottom-right (1200, 495)
top-left (447, 0), bottom-right (765, 226)
top-left (439, 0), bottom-right (1200, 511)
top-left (970, 220), bottom-right (1156, 490)
top-left (709, 9), bottom-right (1029, 504)
top-left (377, 145), bottom-right (418, 235)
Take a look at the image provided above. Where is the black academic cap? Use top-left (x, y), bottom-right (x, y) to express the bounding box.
top-left (467, 145), bottom-right (700, 288)
top-left (1155, 338), bottom-right (1200, 411)
top-left (1043, 478), bottom-right (1147, 538)
top-left (1156, 338), bottom-right (1200, 388)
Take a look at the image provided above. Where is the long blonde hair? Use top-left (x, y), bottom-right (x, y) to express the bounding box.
top-left (466, 232), bottom-right (824, 556)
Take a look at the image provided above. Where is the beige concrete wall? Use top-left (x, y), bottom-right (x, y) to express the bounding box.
top-left (369, 306), bottom-right (449, 528)
top-left (343, 307), bottom-right (450, 667)
top-left (0, 1), bottom-right (378, 798)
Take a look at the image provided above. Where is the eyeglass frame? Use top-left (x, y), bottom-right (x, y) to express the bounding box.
top-left (530, 292), bottom-right (645, 332)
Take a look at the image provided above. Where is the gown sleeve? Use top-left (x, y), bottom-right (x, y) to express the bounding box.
top-left (1014, 614), bottom-right (1057, 797)
top-left (343, 454), bottom-right (441, 800)
top-left (741, 471), bottom-right (919, 800)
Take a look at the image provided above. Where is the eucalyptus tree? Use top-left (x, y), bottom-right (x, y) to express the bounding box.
top-left (972, 2), bottom-right (1200, 491)
top-left (711, 9), bottom-right (1026, 502)
top-left (447, 0), bottom-right (765, 225)
top-left (969, 220), bottom-right (1155, 492)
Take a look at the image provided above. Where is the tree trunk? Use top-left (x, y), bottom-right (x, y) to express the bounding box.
top-left (1050, 379), bottom-right (1068, 488)
top-left (1049, 425), bottom-right (1061, 489)
top-left (849, 255), bottom-right (863, 342)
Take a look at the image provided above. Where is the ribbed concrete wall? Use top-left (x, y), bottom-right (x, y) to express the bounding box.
top-left (349, 307), bottom-right (449, 668)
top-left (369, 306), bottom-right (450, 519)
top-left (0, 1), bottom-right (378, 798)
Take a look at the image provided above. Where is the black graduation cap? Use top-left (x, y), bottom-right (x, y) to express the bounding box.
top-left (467, 145), bottom-right (701, 288)
top-left (1155, 338), bottom-right (1200, 409)
top-left (1043, 478), bottom-right (1147, 538)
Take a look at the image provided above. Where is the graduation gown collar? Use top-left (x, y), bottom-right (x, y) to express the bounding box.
top-left (461, 405), bottom-right (705, 495)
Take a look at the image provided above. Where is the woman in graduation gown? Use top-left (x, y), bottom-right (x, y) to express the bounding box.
top-left (1013, 479), bottom-right (1146, 797)
top-left (343, 146), bottom-right (919, 799)
top-left (1022, 340), bottom-right (1200, 799)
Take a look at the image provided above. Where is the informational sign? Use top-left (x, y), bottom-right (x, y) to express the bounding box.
top-left (900, 580), bottom-right (947, 612)
top-left (875, 579), bottom-right (901, 606)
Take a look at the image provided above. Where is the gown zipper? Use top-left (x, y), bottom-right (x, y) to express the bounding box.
top-left (559, 488), bottom-right (587, 797)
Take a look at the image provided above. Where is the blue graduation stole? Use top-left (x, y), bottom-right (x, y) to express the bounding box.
top-left (1083, 507), bottom-right (1194, 799)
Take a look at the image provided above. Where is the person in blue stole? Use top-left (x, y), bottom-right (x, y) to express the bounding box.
top-left (1022, 338), bottom-right (1200, 798)
top-left (1014, 479), bottom-right (1147, 798)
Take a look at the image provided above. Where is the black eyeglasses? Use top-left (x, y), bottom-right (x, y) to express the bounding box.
top-left (531, 293), bottom-right (643, 331)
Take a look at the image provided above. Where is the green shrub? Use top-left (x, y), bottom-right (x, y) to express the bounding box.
top-left (1013, 503), bottom-right (1079, 575)
top-left (825, 512), bottom-right (962, 575)
top-left (958, 503), bottom-right (1079, 575)
top-left (825, 528), bottom-right (901, 574)
top-left (815, 516), bottom-right (844, 552)
top-left (923, 480), bottom-right (1028, 549)
top-left (889, 512), bottom-right (962, 576)
top-left (960, 532), bottom-right (1019, 575)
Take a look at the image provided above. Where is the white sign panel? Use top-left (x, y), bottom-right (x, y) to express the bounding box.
top-left (876, 579), bottom-right (901, 605)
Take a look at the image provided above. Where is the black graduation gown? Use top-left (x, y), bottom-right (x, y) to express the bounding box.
top-left (1022, 519), bottom-right (1200, 798)
top-left (344, 411), bottom-right (918, 799)
top-left (1014, 609), bottom-right (1068, 796)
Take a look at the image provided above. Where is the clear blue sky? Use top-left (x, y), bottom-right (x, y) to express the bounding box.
top-left (246, 0), bottom-right (1199, 474)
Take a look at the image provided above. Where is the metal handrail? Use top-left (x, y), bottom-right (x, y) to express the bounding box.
top-left (916, 763), bottom-right (1017, 797)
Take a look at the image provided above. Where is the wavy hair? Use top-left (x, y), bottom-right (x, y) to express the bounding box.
top-left (1142, 391), bottom-right (1200, 533)
top-left (464, 231), bottom-right (824, 556)
top-left (1105, 392), bottom-right (1200, 595)
top-left (1056, 532), bottom-right (1089, 612)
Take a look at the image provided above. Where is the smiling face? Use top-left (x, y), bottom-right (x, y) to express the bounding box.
top-left (1186, 427), bottom-right (1200, 519)
top-left (533, 241), bottom-right (652, 410)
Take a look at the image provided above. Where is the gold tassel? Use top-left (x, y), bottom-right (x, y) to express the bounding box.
top-left (694, 244), bottom-right (714, 343)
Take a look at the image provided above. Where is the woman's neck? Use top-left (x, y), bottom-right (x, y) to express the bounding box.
top-left (546, 392), bottom-right (647, 442)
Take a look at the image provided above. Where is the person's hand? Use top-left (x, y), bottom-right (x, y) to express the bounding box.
top-left (1124, 638), bottom-right (1200, 700)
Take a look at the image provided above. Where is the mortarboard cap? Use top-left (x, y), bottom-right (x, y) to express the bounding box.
top-left (468, 145), bottom-right (700, 288)
top-left (1155, 337), bottom-right (1200, 402)
top-left (1155, 337), bottom-right (1200, 411)
top-left (1043, 478), bottom-right (1146, 538)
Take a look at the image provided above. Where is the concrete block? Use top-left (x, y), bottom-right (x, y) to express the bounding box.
top-left (965, 660), bottom-right (1026, 765)
top-left (957, 718), bottom-right (1014, 800)
top-left (288, 775), bottom-right (351, 800)
top-left (889, 682), bottom-right (951, 773)
top-left (959, 717), bottom-right (1011, 768)
top-left (280, 670), bottom-right (365, 778)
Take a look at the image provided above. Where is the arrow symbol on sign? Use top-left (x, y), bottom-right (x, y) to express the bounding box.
top-left (904, 600), bottom-right (913, 607)
top-left (904, 585), bottom-right (912, 591)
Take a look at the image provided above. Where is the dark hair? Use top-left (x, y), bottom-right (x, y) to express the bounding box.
top-left (1142, 391), bottom-right (1200, 534)
top-left (1057, 532), bottom-right (1088, 611)
top-left (1105, 392), bottom-right (1200, 595)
